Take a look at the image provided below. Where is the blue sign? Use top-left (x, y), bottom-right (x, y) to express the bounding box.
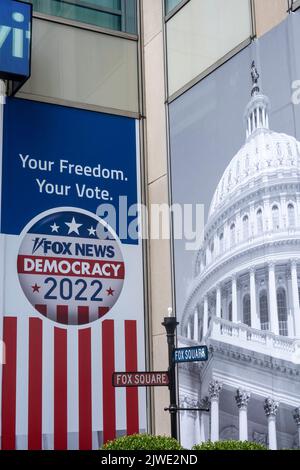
top-left (0, 0), bottom-right (32, 80)
top-left (173, 346), bottom-right (208, 363)
top-left (1, 98), bottom-right (138, 245)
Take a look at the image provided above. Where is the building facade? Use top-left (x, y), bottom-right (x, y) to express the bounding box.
top-left (179, 69), bottom-right (300, 450)
top-left (1, 0), bottom-right (300, 450)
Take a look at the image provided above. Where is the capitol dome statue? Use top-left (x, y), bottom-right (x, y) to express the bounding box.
top-left (179, 63), bottom-right (300, 450)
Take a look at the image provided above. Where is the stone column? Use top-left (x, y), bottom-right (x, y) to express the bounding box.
top-left (232, 275), bottom-right (238, 323)
top-left (209, 380), bottom-right (222, 442)
top-left (187, 321), bottom-right (192, 340)
top-left (264, 398), bottom-right (279, 450)
top-left (268, 263), bottom-right (279, 335)
top-left (291, 261), bottom-right (300, 337)
top-left (199, 397), bottom-right (210, 443)
top-left (250, 268), bottom-right (258, 329)
top-left (216, 285), bottom-right (221, 318)
top-left (293, 408), bottom-right (300, 448)
top-left (203, 296), bottom-right (208, 337)
top-left (235, 389), bottom-right (251, 441)
top-left (193, 309), bottom-right (199, 341)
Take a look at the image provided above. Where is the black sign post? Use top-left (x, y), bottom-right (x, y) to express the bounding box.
top-left (162, 313), bottom-right (179, 441)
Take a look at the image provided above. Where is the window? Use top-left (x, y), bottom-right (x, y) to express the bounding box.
top-left (257, 209), bottom-right (263, 234)
top-left (219, 233), bottom-right (224, 254)
top-left (166, 0), bottom-right (252, 96)
top-left (243, 215), bottom-right (249, 240)
top-left (288, 203), bottom-right (296, 228)
top-left (228, 301), bottom-right (232, 322)
top-left (243, 294), bottom-right (251, 327)
top-left (230, 223), bottom-right (236, 247)
top-left (277, 288), bottom-right (288, 336)
top-left (259, 291), bottom-right (269, 331)
top-left (25, 0), bottom-right (137, 33)
top-left (272, 205), bottom-right (280, 230)
top-left (292, 0), bottom-right (300, 12)
top-left (165, 0), bottom-right (184, 14)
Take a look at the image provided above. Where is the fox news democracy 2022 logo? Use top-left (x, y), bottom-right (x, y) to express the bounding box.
top-left (17, 208), bottom-right (125, 326)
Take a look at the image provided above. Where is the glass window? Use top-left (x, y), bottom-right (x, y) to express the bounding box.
top-left (277, 288), bottom-right (288, 336)
top-left (166, 0), bottom-right (252, 96)
top-left (219, 233), bottom-right (224, 253)
top-left (243, 294), bottom-right (251, 327)
top-left (25, 0), bottom-right (137, 34)
top-left (243, 215), bottom-right (249, 240)
top-left (230, 223), bottom-right (235, 247)
top-left (257, 209), bottom-right (263, 234)
top-left (165, 0), bottom-right (184, 14)
top-left (228, 301), bottom-right (232, 322)
top-left (259, 291), bottom-right (269, 331)
top-left (288, 203), bottom-right (296, 227)
top-left (272, 205), bottom-right (280, 230)
top-left (20, 19), bottom-right (139, 113)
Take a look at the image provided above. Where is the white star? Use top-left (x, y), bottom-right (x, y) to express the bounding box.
top-left (50, 223), bottom-right (60, 233)
top-left (88, 226), bottom-right (97, 236)
top-left (65, 217), bottom-right (82, 235)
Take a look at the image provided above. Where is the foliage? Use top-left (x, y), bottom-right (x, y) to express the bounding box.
top-left (101, 434), bottom-right (183, 450)
top-left (192, 440), bottom-right (268, 451)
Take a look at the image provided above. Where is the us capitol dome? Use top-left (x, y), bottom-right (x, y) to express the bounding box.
top-left (179, 63), bottom-right (300, 450)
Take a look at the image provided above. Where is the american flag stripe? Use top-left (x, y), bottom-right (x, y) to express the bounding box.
top-left (102, 320), bottom-right (116, 443)
top-left (0, 317), bottom-right (140, 449)
top-left (98, 307), bottom-right (110, 319)
top-left (57, 306), bottom-right (68, 325)
top-left (28, 318), bottom-right (43, 450)
top-left (125, 321), bottom-right (139, 435)
top-left (54, 327), bottom-right (67, 450)
top-left (78, 328), bottom-right (92, 450)
top-left (35, 305), bottom-right (47, 317)
top-left (67, 326), bottom-right (79, 449)
top-left (78, 307), bottom-right (89, 326)
top-left (1, 317), bottom-right (17, 450)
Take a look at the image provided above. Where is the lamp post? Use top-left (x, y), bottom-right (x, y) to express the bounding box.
top-left (162, 308), bottom-right (179, 440)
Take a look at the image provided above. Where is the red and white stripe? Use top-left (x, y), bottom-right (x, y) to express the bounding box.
top-left (0, 317), bottom-right (141, 449)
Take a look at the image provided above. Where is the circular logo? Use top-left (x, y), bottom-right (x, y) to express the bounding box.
top-left (17, 208), bottom-right (125, 325)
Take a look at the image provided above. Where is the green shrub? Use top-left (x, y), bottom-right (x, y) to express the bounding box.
top-left (101, 434), bottom-right (183, 451)
top-left (192, 440), bottom-right (268, 451)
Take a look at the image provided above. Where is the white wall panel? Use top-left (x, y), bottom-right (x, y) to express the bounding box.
top-left (20, 19), bottom-right (139, 113)
top-left (167, 0), bottom-right (252, 96)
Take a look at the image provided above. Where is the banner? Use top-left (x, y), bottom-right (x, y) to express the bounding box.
top-left (0, 98), bottom-right (146, 449)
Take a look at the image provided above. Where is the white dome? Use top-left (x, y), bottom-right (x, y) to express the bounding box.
top-left (208, 128), bottom-right (300, 220)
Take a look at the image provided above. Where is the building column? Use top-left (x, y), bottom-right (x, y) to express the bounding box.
top-left (291, 261), bottom-right (300, 337)
top-left (199, 397), bottom-right (210, 443)
top-left (232, 275), bottom-right (238, 323)
top-left (264, 398), bottom-right (279, 450)
top-left (193, 308), bottom-right (199, 341)
top-left (250, 268), bottom-right (258, 329)
top-left (268, 263), bottom-right (279, 335)
top-left (187, 321), bottom-right (192, 340)
top-left (216, 285), bottom-right (221, 318)
top-left (293, 408), bottom-right (300, 448)
top-left (203, 296), bottom-right (208, 337)
top-left (235, 389), bottom-right (251, 441)
top-left (209, 380), bottom-right (222, 442)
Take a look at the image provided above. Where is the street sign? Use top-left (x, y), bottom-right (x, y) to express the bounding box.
top-left (112, 371), bottom-right (169, 388)
top-left (173, 345), bottom-right (208, 364)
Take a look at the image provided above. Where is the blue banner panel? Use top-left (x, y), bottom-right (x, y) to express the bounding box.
top-left (173, 346), bottom-right (208, 363)
top-left (0, 0), bottom-right (32, 79)
top-left (1, 98), bottom-right (138, 244)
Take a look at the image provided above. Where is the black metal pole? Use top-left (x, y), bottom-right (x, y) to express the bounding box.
top-left (162, 315), bottom-right (179, 440)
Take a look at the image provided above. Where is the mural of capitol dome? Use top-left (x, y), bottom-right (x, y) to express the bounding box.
top-left (179, 63), bottom-right (300, 451)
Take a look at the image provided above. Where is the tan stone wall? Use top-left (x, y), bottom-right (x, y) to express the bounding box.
top-left (142, 0), bottom-right (172, 436)
top-left (254, 0), bottom-right (288, 37)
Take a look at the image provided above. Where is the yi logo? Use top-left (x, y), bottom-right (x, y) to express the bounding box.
top-left (0, 11), bottom-right (30, 59)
